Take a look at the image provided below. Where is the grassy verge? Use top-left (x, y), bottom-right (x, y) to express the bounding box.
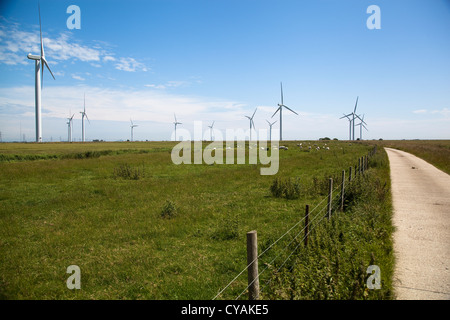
top-left (261, 147), bottom-right (394, 299)
top-left (370, 140), bottom-right (450, 175)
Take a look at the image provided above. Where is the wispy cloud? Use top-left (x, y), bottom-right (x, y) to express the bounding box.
top-left (0, 18), bottom-right (147, 72)
top-left (413, 109), bottom-right (427, 114)
top-left (115, 57), bottom-right (148, 72)
top-left (71, 74), bottom-right (85, 81)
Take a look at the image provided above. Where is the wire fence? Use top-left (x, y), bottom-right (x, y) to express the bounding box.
top-left (213, 147), bottom-right (376, 300)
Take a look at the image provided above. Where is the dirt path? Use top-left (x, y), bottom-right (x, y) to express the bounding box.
top-left (385, 148), bottom-right (450, 299)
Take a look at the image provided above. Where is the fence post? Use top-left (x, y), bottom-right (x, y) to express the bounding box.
top-left (246, 230), bottom-right (259, 300)
top-left (327, 178), bottom-right (333, 220)
top-left (359, 157), bottom-right (362, 175)
top-left (304, 205), bottom-right (309, 247)
top-left (349, 166), bottom-right (352, 182)
top-left (340, 170), bottom-right (345, 211)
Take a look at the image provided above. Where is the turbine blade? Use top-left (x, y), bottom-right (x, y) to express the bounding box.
top-left (42, 58), bottom-right (55, 80)
top-left (354, 96), bottom-right (359, 113)
top-left (280, 82), bottom-right (283, 105)
top-left (283, 105), bottom-right (298, 115)
top-left (174, 113), bottom-right (177, 122)
top-left (271, 106), bottom-right (281, 118)
top-left (251, 108), bottom-right (257, 119)
top-left (39, 2), bottom-right (43, 57)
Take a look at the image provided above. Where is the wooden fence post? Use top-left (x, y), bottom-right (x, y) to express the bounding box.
top-left (304, 205), bottom-right (309, 247)
top-left (246, 230), bottom-right (259, 300)
top-left (359, 157), bottom-right (362, 175)
top-left (349, 166), bottom-right (352, 182)
top-left (327, 178), bottom-right (333, 220)
top-left (340, 170), bottom-right (345, 211)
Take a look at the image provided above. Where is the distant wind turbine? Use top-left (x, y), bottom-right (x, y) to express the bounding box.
top-left (67, 112), bottom-right (75, 142)
top-left (130, 119), bottom-right (138, 141)
top-left (173, 113), bottom-right (182, 141)
top-left (80, 94), bottom-right (90, 142)
top-left (245, 108), bottom-right (257, 141)
top-left (340, 96), bottom-right (359, 140)
top-left (266, 119), bottom-right (277, 141)
top-left (272, 82), bottom-right (298, 141)
top-left (208, 121), bottom-right (215, 141)
top-left (27, 3), bottom-right (55, 142)
top-left (355, 114), bottom-right (368, 140)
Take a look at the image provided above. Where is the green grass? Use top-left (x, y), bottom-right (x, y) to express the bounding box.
top-left (0, 140), bottom-right (390, 299)
top-left (260, 148), bottom-right (394, 299)
top-left (370, 140), bottom-right (450, 175)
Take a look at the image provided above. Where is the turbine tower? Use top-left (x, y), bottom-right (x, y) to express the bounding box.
top-left (245, 108), bottom-right (257, 141)
top-left (27, 3), bottom-right (55, 142)
top-left (173, 113), bottom-right (182, 141)
top-left (355, 114), bottom-right (368, 140)
top-left (80, 94), bottom-right (89, 142)
top-left (272, 82), bottom-right (298, 141)
top-left (208, 121), bottom-right (215, 141)
top-left (67, 112), bottom-right (75, 142)
top-left (266, 119), bottom-right (277, 141)
top-left (130, 119), bottom-right (138, 141)
top-left (340, 96), bottom-right (359, 140)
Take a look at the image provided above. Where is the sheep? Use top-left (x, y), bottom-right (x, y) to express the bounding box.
top-left (280, 146), bottom-right (289, 150)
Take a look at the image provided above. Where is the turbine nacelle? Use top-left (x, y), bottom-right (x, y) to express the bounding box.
top-left (27, 54), bottom-right (41, 60)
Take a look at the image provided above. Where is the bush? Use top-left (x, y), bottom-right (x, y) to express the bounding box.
top-left (160, 200), bottom-right (178, 219)
top-left (113, 163), bottom-right (144, 180)
top-left (270, 177), bottom-right (301, 200)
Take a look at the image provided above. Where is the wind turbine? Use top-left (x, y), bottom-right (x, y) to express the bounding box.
top-left (340, 96), bottom-right (359, 140)
top-left (130, 119), bottom-right (138, 141)
top-left (208, 121), bottom-right (215, 141)
top-left (266, 119), bottom-right (277, 141)
top-left (173, 113), bottom-right (182, 141)
top-left (272, 82), bottom-right (298, 141)
top-left (355, 114), bottom-right (368, 140)
top-left (245, 108), bottom-right (257, 141)
top-left (27, 3), bottom-right (55, 142)
top-left (80, 94), bottom-right (90, 142)
top-left (67, 112), bottom-right (75, 142)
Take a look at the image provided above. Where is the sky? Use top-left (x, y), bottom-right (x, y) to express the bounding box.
top-left (0, 0), bottom-right (449, 142)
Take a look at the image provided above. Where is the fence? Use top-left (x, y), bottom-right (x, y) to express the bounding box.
top-left (213, 145), bottom-right (377, 300)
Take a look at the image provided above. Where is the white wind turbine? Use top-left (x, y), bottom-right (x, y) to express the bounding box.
top-left (355, 114), bottom-right (368, 140)
top-left (272, 82), bottom-right (298, 141)
top-left (130, 119), bottom-right (138, 141)
top-left (266, 119), bottom-right (277, 141)
top-left (67, 112), bottom-right (75, 142)
top-left (340, 96), bottom-right (359, 140)
top-left (208, 121), bottom-right (215, 141)
top-left (245, 108), bottom-right (257, 141)
top-left (80, 94), bottom-right (90, 142)
top-left (173, 113), bottom-right (182, 141)
top-left (27, 3), bottom-right (55, 142)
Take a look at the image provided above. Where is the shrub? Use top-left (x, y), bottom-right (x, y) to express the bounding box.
top-left (113, 163), bottom-right (144, 180)
top-left (160, 200), bottom-right (178, 219)
top-left (270, 177), bottom-right (301, 200)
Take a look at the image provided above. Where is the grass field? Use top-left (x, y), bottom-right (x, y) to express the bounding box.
top-left (0, 140), bottom-right (392, 299)
top-left (370, 140), bottom-right (450, 175)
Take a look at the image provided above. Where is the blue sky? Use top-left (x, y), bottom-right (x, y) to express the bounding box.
top-left (0, 0), bottom-right (449, 142)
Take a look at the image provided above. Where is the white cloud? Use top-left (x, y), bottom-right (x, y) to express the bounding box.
top-left (115, 57), bottom-right (148, 72)
top-left (413, 109), bottom-right (427, 114)
top-left (71, 74), bottom-right (85, 81)
top-left (103, 55), bottom-right (116, 62)
top-left (0, 19), bottom-right (147, 72)
top-left (431, 108), bottom-right (450, 118)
